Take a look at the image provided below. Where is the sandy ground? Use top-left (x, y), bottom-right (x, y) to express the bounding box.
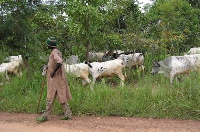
top-left (0, 112), bottom-right (200, 132)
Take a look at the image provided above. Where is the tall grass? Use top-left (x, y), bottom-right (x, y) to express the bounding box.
top-left (0, 58), bottom-right (200, 120)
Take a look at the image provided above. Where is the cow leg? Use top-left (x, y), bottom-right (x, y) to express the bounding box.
top-left (16, 69), bottom-right (20, 77)
top-left (86, 78), bottom-right (91, 84)
top-left (170, 73), bottom-right (176, 84)
top-left (101, 78), bottom-right (106, 85)
top-left (117, 73), bottom-right (125, 87)
top-left (19, 66), bottom-right (23, 76)
top-left (5, 69), bottom-right (9, 80)
top-left (139, 65), bottom-right (145, 72)
top-left (82, 79), bottom-right (87, 86)
top-left (90, 76), bottom-right (97, 89)
top-left (82, 78), bottom-right (91, 86)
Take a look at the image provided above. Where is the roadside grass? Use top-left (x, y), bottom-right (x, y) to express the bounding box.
top-left (0, 66), bottom-right (200, 120)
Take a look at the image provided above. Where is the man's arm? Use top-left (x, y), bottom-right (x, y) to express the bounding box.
top-left (51, 63), bottom-right (62, 78)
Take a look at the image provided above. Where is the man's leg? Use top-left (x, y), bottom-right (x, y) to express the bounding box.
top-left (60, 102), bottom-right (72, 120)
top-left (42, 100), bottom-right (54, 118)
top-left (36, 93), bottom-right (56, 122)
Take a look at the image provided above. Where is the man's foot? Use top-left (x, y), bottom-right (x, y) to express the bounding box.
top-left (60, 116), bottom-right (72, 120)
top-left (36, 116), bottom-right (47, 122)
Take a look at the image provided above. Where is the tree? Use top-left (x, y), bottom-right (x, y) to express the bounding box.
top-left (65, 0), bottom-right (108, 60)
top-left (0, 1), bottom-right (43, 58)
top-left (0, 0), bottom-right (61, 77)
top-left (143, 0), bottom-right (200, 55)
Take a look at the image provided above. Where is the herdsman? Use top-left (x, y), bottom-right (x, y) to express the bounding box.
top-left (36, 37), bottom-right (72, 122)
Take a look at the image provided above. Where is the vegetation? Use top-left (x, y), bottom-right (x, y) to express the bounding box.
top-left (0, 0), bottom-right (200, 120)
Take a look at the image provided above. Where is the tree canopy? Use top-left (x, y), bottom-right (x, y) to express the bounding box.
top-left (0, 0), bottom-right (199, 62)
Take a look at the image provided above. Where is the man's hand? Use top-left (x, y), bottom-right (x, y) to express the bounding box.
top-left (50, 72), bottom-right (55, 78)
top-left (50, 63), bottom-right (62, 78)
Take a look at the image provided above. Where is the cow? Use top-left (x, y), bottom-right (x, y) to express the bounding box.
top-left (64, 63), bottom-right (91, 86)
top-left (4, 55), bottom-right (23, 73)
top-left (89, 52), bottom-right (104, 62)
top-left (186, 47), bottom-right (200, 55)
top-left (42, 65), bottom-right (47, 77)
top-left (151, 54), bottom-right (200, 84)
top-left (6, 60), bottom-right (23, 77)
top-left (5, 55), bottom-right (22, 62)
top-left (0, 63), bottom-right (9, 81)
top-left (85, 59), bottom-right (126, 89)
top-left (66, 55), bottom-right (79, 65)
top-left (0, 60), bottom-right (23, 81)
top-left (102, 50), bottom-right (125, 62)
top-left (41, 63), bottom-right (91, 86)
top-left (102, 54), bottom-right (114, 62)
top-left (117, 53), bottom-right (145, 71)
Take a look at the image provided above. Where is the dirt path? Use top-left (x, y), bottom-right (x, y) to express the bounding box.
top-left (0, 112), bottom-right (200, 132)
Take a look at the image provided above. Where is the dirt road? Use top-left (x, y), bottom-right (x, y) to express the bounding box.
top-left (0, 112), bottom-right (200, 132)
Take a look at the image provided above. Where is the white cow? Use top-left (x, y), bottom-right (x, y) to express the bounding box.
top-left (0, 63), bottom-right (9, 80)
top-left (4, 54), bottom-right (23, 75)
top-left (117, 53), bottom-right (144, 71)
top-left (186, 47), bottom-right (200, 55)
top-left (66, 55), bottom-right (79, 65)
top-left (0, 60), bottom-right (23, 81)
top-left (6, 60), bottom-right (23, 77)
top-left (151, 54), bottom-right (200, 84)
top-left (64, 63), bottom-right (91, 86)
top-left (42, 65), bottom-right (47, 77)
top-left (89, 52), bottom-right (104, 62)
top-left (41, 63), bottom-right (91, 86)
top-left (5, 55), bottom-right (22, 62)
top-left (85, 59), bottom-right (126, 89)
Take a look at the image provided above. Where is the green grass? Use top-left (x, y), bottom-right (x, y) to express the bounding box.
top-left (0, 64), bottom-right (200, 120)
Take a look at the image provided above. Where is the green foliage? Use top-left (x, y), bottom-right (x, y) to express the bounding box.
top-left (145, 0), bottom-right (200, 55)
top-left (1, 68), bottom-right (200, 120)
top-left (64, 0), bottom-right (109, 59)
top-left (0, 69), bottom-right (44, 113)
top-left (1, 0), bottom-right (199, 59)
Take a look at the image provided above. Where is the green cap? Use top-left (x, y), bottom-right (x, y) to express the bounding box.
top-left (46, 37), bottom-right (57, 47)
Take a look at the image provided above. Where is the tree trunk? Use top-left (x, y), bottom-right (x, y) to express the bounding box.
top-left (86, 42), bottom-right (90, 61)
top-left (85, 10), bottom-right (90, 61)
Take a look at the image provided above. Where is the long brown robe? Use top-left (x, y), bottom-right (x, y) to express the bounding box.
top-left (47, 49), bottom-right (72, 104)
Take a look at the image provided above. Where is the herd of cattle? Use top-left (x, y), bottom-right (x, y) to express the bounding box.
top-left (1, 47), bottom-right (200, 87)
top-left (42, 50), bottom-right (145, 89)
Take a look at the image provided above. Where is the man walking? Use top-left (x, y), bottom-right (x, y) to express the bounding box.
top-left (36, 37), bottom-right (72, 122)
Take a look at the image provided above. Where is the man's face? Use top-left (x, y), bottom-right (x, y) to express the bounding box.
top-left (47, 45), bottom-right (51, 49)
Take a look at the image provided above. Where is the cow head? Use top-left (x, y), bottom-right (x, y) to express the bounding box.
top-left (151, 61), bottom-right (160, 75)
top-left (42, 65), bottom-right (47, 76)
top-left (102, 54), bottom-right (113, 62)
